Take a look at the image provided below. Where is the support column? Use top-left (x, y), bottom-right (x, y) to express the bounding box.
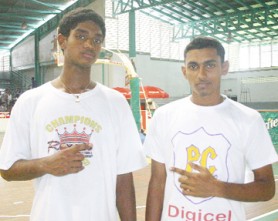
top-left (129, 11), bottom-right (141, 130)
top-left (34, 30), bottom-right (41, 85)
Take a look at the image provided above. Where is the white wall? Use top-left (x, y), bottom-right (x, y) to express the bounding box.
top-left (11, 36), bottom-right (34, 69)
top-left (7, 0), bottom-right (278, 103)
top-left (135, 54), bottom-right (189, 98)
top-left (10, 43), bottom-right (278, 103)
top-left (40, 30), bottom-right (57, 63)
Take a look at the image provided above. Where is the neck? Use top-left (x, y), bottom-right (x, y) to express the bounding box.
top-left (59, 75), bottom-right (93, 94)
top-left (191, 95), bottom-right (225, 106)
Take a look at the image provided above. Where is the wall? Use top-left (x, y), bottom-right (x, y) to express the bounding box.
top-left (222, 68), bottom-right (278, 102)
top-left (7, 0), bottom-right (278, 103)
top-left (9, 43), bottom-right (278, 103)
top-left (135, 54), bottom-right (189, 98)
top-left (11, 36), bottom-right (34, 69)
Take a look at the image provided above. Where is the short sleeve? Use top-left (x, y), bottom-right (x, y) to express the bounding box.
top-left (245, 114), bottom-right (278, 170)
top-left (143, 108), bottom-right (166, 163)
top-left (0, 94), bottom-right (32, 170)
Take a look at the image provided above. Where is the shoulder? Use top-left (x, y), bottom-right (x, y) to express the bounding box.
top-left (224, 98), bottom-right (264, 127)
top-left (95, 83), bottom-right (130, 111)
top-left (96, 83), bottom-right (127, 101)
top-left (226, 98), bottom-right (261, 118)
top-left (16, 83), bottom-right (50, 101)
top-left (11, 83), bottom-right (51, 111)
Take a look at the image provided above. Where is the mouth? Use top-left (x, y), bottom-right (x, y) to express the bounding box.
top-left (197, 81), bottom-right (210, 88)
top-left (82, 51), bottom-right (96, 60)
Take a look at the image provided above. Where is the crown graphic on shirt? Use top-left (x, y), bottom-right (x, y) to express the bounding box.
top-left (56, 125), bottom-right (93, 144)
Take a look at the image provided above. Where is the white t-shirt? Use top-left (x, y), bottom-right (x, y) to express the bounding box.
top-left (144, 96), bottom-right (278, 221)
top-left (0, 82), bottom-right (147, 221)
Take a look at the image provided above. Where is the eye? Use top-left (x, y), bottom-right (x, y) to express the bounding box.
top-left (206, 63), bottom-right (216, 69)
top-left (188, 63), bottom-right (198, 70)
top-left (93, 38), bottom-right (103, 45)
top-left (76, 34), bottom-right (87, 41)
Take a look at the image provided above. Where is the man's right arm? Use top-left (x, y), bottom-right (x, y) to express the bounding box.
top-left (0, 143), bottom-right (91, 181)
top-left (145, 159), bottom-right (166, 221)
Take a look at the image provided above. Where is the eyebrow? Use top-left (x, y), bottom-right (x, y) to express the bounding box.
top-left (75, 28), bottom-right (103, 38)
top-left (75, 28), bottom-right (88, 34)
top-left (187, 59), bottom-right (217, 65)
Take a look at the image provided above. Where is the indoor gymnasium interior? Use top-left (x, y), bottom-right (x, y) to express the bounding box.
top-left (0, 0), bottom-right (277, 220)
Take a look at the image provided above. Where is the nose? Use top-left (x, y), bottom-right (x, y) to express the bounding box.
top-left (83, 39), bottom-right (95, 49)
top-left (198, 65), bottom-right (207, 79)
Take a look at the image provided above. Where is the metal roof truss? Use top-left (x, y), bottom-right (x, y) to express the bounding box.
top-left (113, 0), bottom-right (278, 44)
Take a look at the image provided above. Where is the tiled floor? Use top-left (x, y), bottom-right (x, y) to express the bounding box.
top-left (0, 132), bottom-right (277, 221)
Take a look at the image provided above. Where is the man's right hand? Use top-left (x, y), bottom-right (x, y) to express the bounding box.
top-left (43, 143), bottom-right (92, 176)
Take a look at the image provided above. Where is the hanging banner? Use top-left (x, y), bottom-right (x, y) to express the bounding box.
top-left (259, 110), bottom-right (278, 153)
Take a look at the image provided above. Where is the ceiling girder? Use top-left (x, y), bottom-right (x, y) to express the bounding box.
top-left (0, 14), bottom-right (44, 21)
top-left (36, 0), bottom-right (96, 39)
top-left (0, 6), bottom-right (61, 14)
top-left (113, 0), bottom-right (176, 15)
top-left (0, 0), bottom-right (96, 50)
top-left (25, 0), bottom-right (63, 11)
top-left (171, 3), bottom-right (205, 20)
top-left (113, 0), bottom-right (278, 44)
top-left (173, 6), bottom-right (278, 43)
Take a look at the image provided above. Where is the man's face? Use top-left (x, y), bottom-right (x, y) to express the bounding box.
top-left (182, 48), bottom-right (229, 105)
top-left (58, 20), bottom-right (104, 68)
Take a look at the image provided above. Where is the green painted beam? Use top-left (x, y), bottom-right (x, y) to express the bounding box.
top-left (0, 14), bottom-right (43, 21)
top-left (162, 4), bottom-right (198, 21)
top-left (171, 3), bottom-right (205, 19)
top-left (129, 11), bottom-right (136, 57)
top-left (0, 22), bottom-right (37, 29)
top-left (0, 6), bottom-right (61, 14)
top-left (253, 0), bottom-right (268, 8)
top-left (1, 29), bottom-right (32, 33)
top-left (232, 0), bottom-right (253, 10)
top-left (130, 77), bottom-right (141, 131)
top-left (34, 30), bottom-right (41, 85)
top-left (129, 11), bottom-right (141, 130)
top-left (184, 0), bottom-right (220, 16)
top-left (113, 0), bottom-right (176, 15)
top-left (0, 47), bottom-right (10, 50)
top-left (0, 35), bottom-right (22, 39)
top-left (204, 0), bottom-right (236, 13)
top-left (198, 0), bottom-right (227, 14)
top-left (9, 0), bottom-right (96, 50)
top-left (173, 6), bottom-right (278, 43)
top-left (0, 40), bottom-right (14, 44)
top-left (25, 0), bottom-right (62, 11)
top-left (144, 7), bottom-right (186, 24)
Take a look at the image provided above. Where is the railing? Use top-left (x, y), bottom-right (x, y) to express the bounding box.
top-left (0, 70), bottom-right (32, 96)
top-left (10, 70), bottom-right (32, 94)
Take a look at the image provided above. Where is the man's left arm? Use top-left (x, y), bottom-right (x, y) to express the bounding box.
top-left (116, 172), bottom-right (137, 221)
top-left (171, 162), bottom-right (275, 202)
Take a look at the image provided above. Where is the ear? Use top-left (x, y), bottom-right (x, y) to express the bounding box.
top-left (57, 33), bottom-right (67, 50)
top-left (221, 61), bottom-right (229, 76)
top-left (181, 66), bottom-right (187, 79)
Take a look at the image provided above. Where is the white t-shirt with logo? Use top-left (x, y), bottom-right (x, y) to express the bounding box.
top-left (0, 82), bottom-right (147, 221)
top-left (144, 96), bottom-right (277, 221)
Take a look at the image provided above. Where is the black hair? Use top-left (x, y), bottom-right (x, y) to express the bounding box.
top-left (184, 37), bottom-right (225, 63)
top-left (58, 7), bottom-right (106, 38)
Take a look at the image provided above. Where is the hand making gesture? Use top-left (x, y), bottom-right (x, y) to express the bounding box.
top-left (170, 162), bottom-right (221, 198)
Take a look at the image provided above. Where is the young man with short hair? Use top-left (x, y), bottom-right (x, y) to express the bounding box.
top-left (144, 36), bottom-right (277, 221)
top-left (0, 8), bottom-right (146, 221)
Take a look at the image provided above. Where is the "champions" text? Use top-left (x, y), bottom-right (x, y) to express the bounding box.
top-left (46, 115), bottom-right (102, 133)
